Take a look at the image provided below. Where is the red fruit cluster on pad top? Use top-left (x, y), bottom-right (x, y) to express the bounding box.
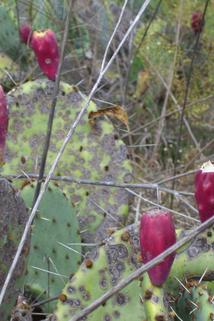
top-left (140, 210), bottom-right (176, 286)
top-left (31, 29), bottom-right (59, 81)
top-left (191, 11), bottom-right (204, 34)
top-left (195, 161), bottom-right (214, 223)
top-left (0, 86), bottom-right (9, 165)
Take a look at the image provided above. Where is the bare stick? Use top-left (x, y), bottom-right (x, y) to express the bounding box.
top-left (69, 215), bottom-right (214, 321)
top-left (0, 0), bottom-right (152, 305)
top-left (4, 173), bottom-right (193, 196)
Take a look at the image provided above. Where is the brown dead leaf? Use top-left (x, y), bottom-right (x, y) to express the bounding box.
top-left (89, 105), bottom-right (128, 126)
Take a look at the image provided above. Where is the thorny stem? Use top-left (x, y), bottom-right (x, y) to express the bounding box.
top-left (0, 0), bottom-right (152, 306)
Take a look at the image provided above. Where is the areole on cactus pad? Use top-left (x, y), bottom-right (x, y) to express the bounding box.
top-left (139, 210), bottom-right (176, 286)
top-left (195, 160), bottom-right (214, 223)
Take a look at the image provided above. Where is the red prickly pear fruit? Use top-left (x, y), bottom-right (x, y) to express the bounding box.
top-left (195, 161), bottom-right (214, 222)
top-left (191, 11), bottom-right (204, 34)
top-left (31, 29), bottom-right (59, 81)
top-left (140, 210), bottom-right (176, 286)
top-left (19, 23), bottom-right (32, 45)
top-left (0, 86), bottom-right (9, 165)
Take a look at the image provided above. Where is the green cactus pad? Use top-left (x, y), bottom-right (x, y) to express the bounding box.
top-left (166, 228), bottom-right (214, 293)
top-left (0, 179), bottom-right (30, 320)
top-left (142, 273), bottom-right (170, 321)
top-left (53, 225), bottom-right (214, 321)
top-left (4, 79), bottom-right (132, 243)
top-left (54, 225), bottom-right (146, 321)
top-left (175, 284), bottom-right (214, 321)
top-left (21, 182), bottom-right (81, 308)
top-left (0, 4), bottom-right (20, 60)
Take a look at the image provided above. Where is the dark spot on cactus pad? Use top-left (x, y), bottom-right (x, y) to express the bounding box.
top-left (67, 222), bottom-right (71, 227)
top-left (85, 258), bottom-right (93, 268)
top-left (103, 314), bottom-right (112, 321)
top-left (79, 286), bottom-right (85, 292)
top-left (82, 291), bottom-right (91, 301)
top-left (113, 311), bottom-right (120, 318)
top-left (79, 146), bottom-right (83, 152)
top-left (107, 244), bottom-right (128, 262)
top-left (65, 254), bottom-right (70, 260)
top-left (67, 286), bottom-right (76, 294)
top-left (33, 244), bottom-right (38, 250)
top-left (99, 277), bottom-right (108, 289)
top-left (73, 299), bottom-right (81, 306)
top-left (144, 289), bottom-right (153, 300)
top-left (187, 237), bottom-right (210, 257)
top-left (151, 295), bottom-right (160, 304)
top-left (115, 292), bottom-right (128, 305)
top-left (61, 91), bottom-right (65, 96)
top-left (207, 231), bottom-right (212, 237)
top-left (52, 248), bottom-right (56, 254)
top-left (85, 191), bottom-right (89, 196)
top-left (52, 218), bottom-right (57, 223)
top-left (104, 165), bottom-right (109, 172)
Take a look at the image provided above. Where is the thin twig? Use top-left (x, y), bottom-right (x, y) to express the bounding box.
top-left (126, 188), bottom-right (199, 222)
top-left (0, 0), bottom-right (152, 305)
top-left (69, 215), bottom-right (214, 321)
top-left (4, 173), bottom-right (193, 196)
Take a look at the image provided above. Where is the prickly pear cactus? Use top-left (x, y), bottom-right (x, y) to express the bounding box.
top-left (54, 225), bottom-right (146, 321)
top-left (175, 283), bottom-right (214, 321)
top-left (0, 4), bottom-right (20, 60)
top-left (0, 178), bottom-right (30, 321)
top-left (21, 182), bottom-right (81, 308)
top-left (53, 225), bottom-right (214, 321)
top-left (3, 79), bottom-right (132, 243)
top-left (166, 228), bottom-right (214, 293)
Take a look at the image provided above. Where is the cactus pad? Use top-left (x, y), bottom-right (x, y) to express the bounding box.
top-left (0, 178), bottom-right (30, 320)
top-left (4, 79), bottom-right (132, 243)
top-left (54, 225), bottom-right (146, 321)
top-left (53, 225), bottom-right (214, 321)
top-left (21, 182), bottom-right (81, 308)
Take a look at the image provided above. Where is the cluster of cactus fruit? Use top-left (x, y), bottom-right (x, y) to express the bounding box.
top-left (0, 3), bottom-right (213, 321)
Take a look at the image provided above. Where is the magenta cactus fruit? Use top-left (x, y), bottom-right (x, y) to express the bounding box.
top-left (31, 29), bottom-right (59, 81)
top-left (195, 161), bottom-right (214, 222)
top-left (140, 210), bottom-right (176, 286)
top-left (19, 23), bottom-right (32, 45)
top-left (0, 86), bottom-right (9, 165)
top-left (191, 11), bottom-right (204, 34)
